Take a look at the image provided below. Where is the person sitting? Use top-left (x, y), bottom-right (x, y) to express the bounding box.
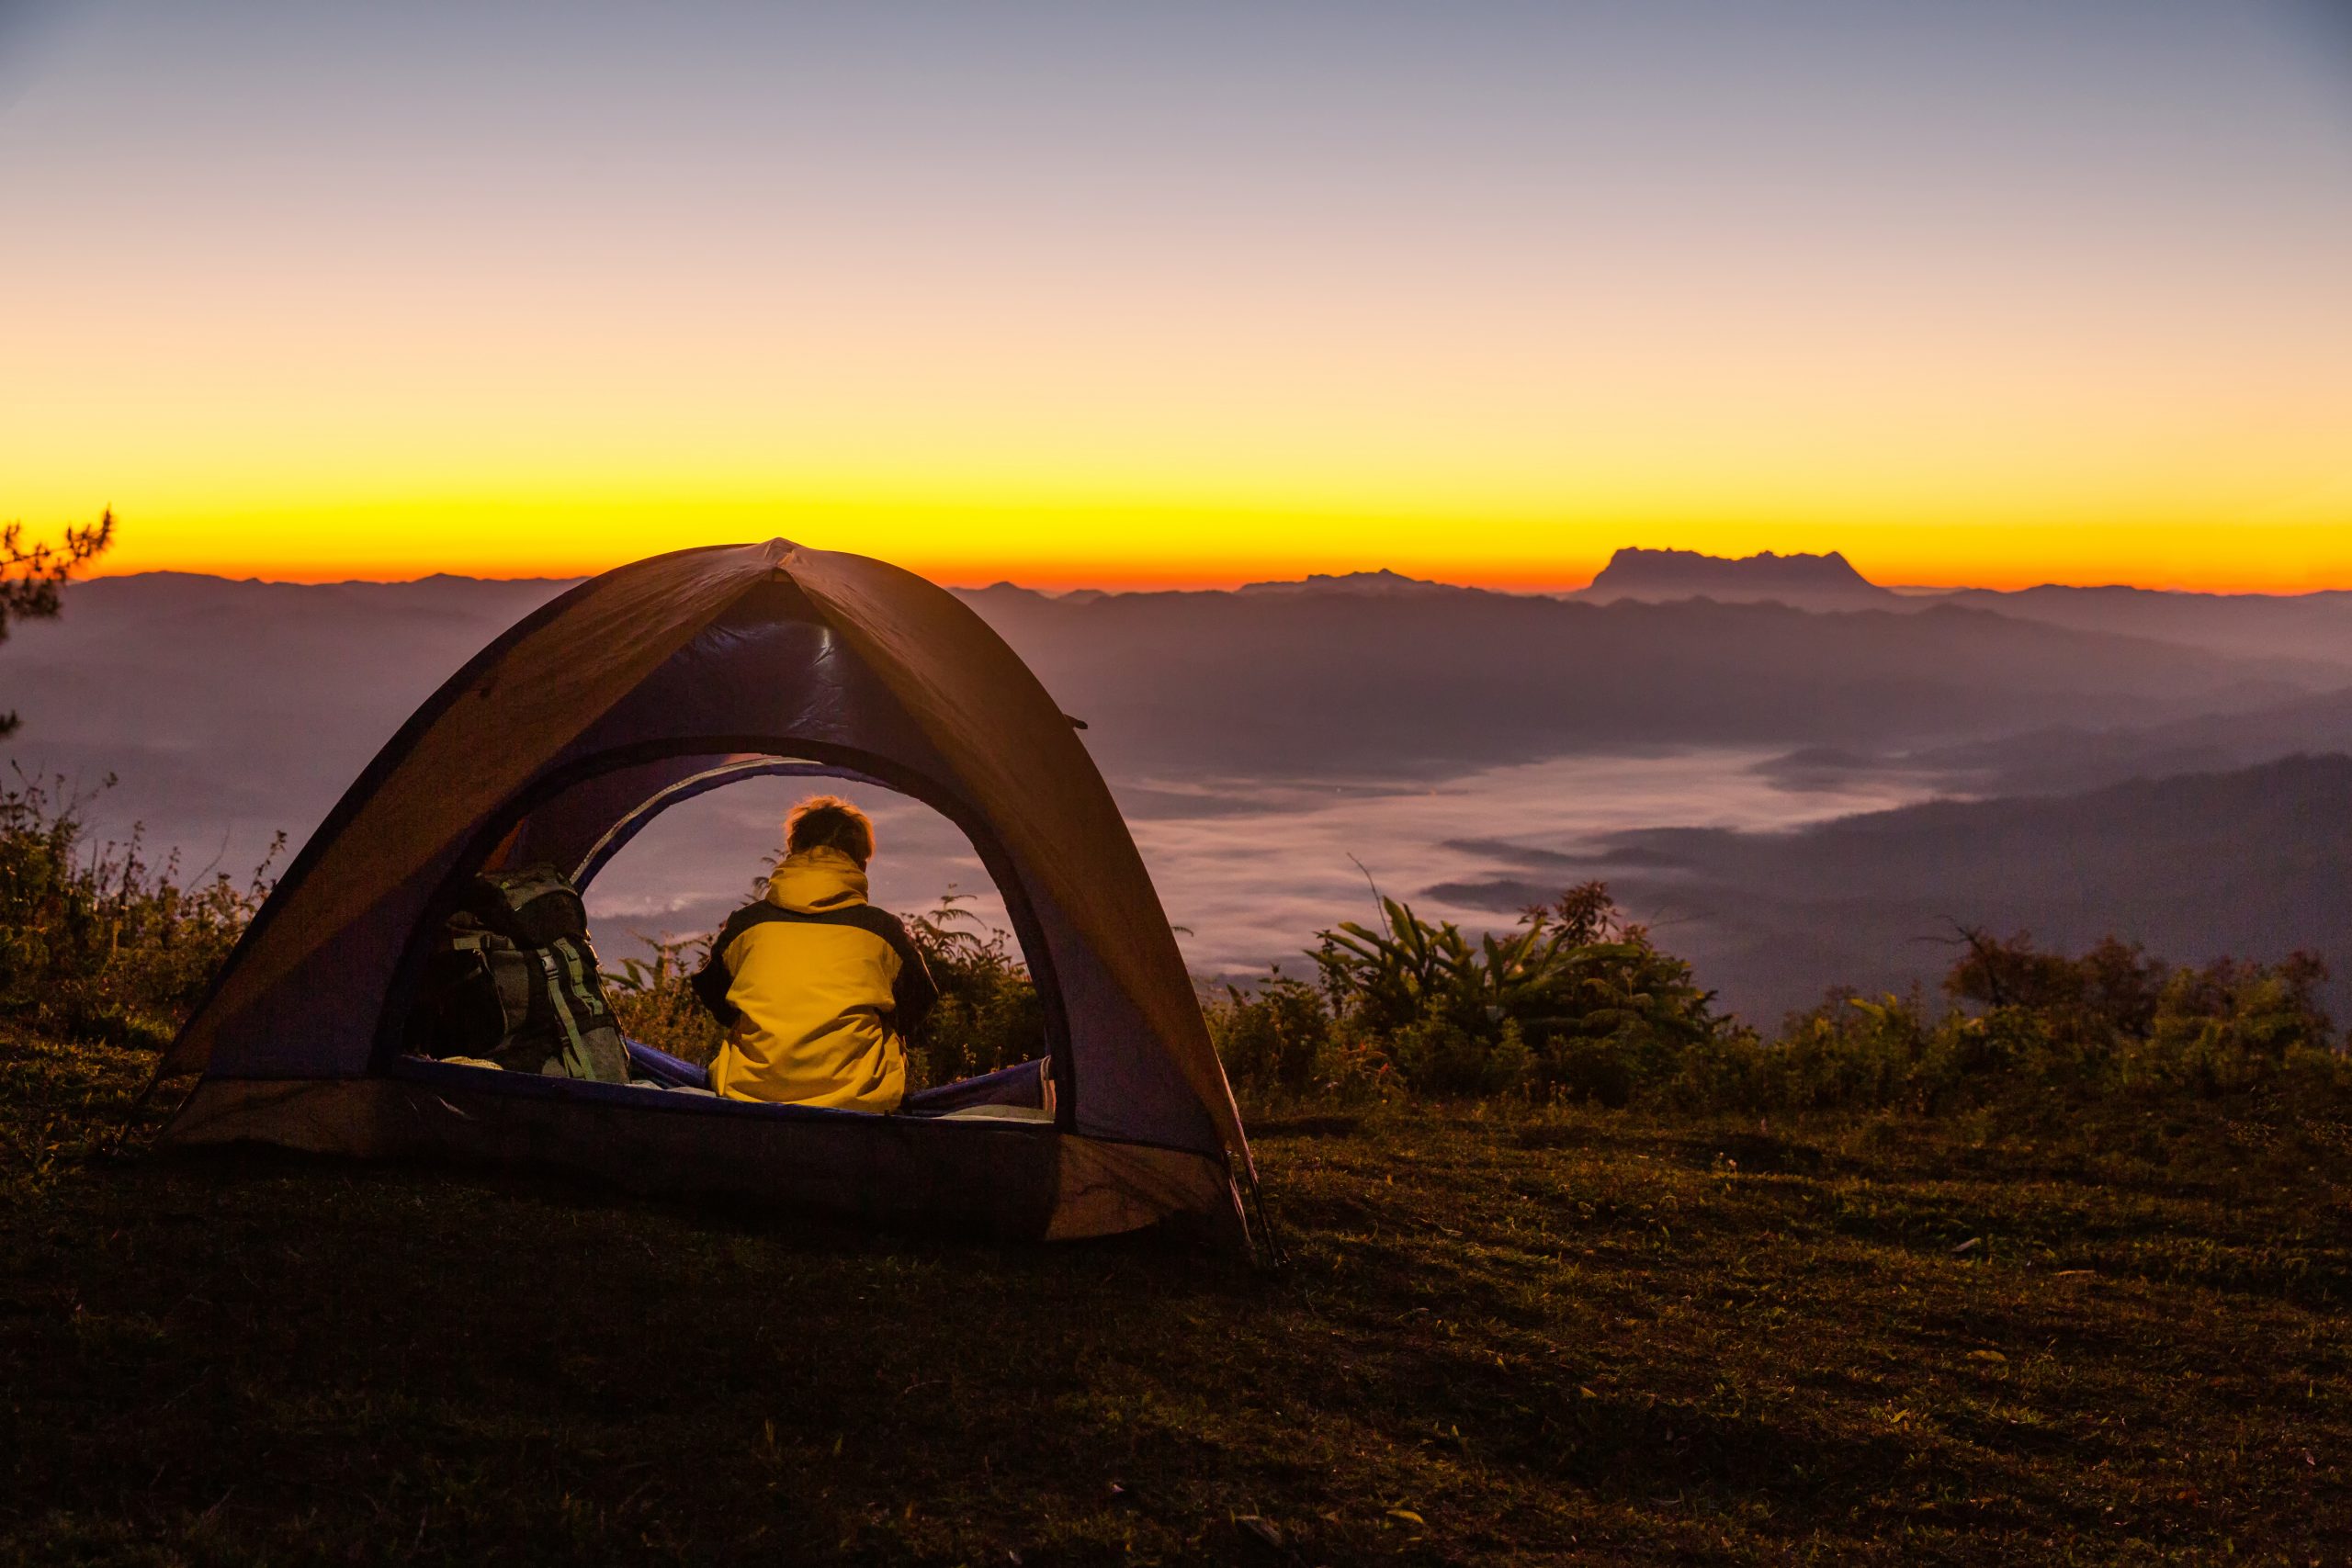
top-left (688, 794), bottom-right (936, 1111)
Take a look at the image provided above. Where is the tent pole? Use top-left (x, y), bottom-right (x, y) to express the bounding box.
top-left (1240, 1162), bottom-right (1287, 1271)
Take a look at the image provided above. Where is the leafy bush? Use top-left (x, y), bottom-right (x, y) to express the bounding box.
top-left (898, 891), bottom-right (1046, 1087)
top-left (0, 772), bottom-right (277, 1048)
top-left (1939, 931), bottom-right (2338, 1103)
top-left (1668, 931), bottom-right (2346, 1116)
top-left (1223, 892), bottom-right (2351, 1121)
top-left (1204, 969), bottom-right (1350, 1100)
top-left (601, 934), bottom-right (723, 1064)
top-left (1309, 882), bottom-right (1735, 1103)
top-left (1668, 987), bottom-right (1940, 1113)
top-left (2129, 952), bottom-right (2335, 1095)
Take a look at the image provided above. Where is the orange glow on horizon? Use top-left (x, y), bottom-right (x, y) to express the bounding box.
top-left (68, 508), bottom-right (2352, 598)
top-left (12, 2), bottom-right (2352, 606)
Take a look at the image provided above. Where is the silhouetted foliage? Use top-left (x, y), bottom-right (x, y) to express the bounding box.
top-left (1, 509), bottom-right (115, 737)
top-left (1204, 969), bottom-right (1333, 1098)
top-left (602, 933), bottom-right (722, 1063)
top-left (1305, 882), bottom-right (1731, 1102)
top-left (1196, 887), bottom-right (2348, 1119)
top-left (0, 771), bottom-right (277, 1048)
top-left (1676, 931), bottom-right (2341, 1114)
top-left (3, 767), bottom-right (2339, 1125)
top-left (897, 889), bottom-right (1046, 1085)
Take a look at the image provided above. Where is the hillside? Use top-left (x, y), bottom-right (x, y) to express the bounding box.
top-left (6, 1029), bottom-right (2347, 1563)
top-left (1759, 684), bottom-right (2352, 799)
top-left (1562, 551), bottom-right (2352, 668)
top-left (16, 569), bottom-right (2328, 886)
top-left (956, 583), bottom-right (2323, 779)
top-left (1433, 753), bottom-right (2352, 1022)
top-left (35, 571), bottom-right (2320, 794)
top-left (1940, 582), bottom-right (2352, 667)
top-left (0, 573), bottom-right (573, 868)
top-left (20, 569), bottom-right (2352, 1021)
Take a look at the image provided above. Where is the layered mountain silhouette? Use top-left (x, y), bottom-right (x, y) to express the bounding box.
top-left (1234, 568), bottom-right (1465, 598)
top-left (958, 581), bottom-right (2332, 777)
top-left (1576, 547), bottom-right (1894, 610)
top-left (1758, 683), bottom-right (2352, 800)
top-left (1932, 582), bottom-right (2352, 665)
top-left (1565, 548), bottom-right (2352, 665)
top-left (10, 557), bottom-right (2350, 1021)
top-left (1227, 550), bottom-right (2352, 666)
top-left (1430, 753), bottom-right (2352, 1021)
top-left (16, 564), bottom-right (2346, 833)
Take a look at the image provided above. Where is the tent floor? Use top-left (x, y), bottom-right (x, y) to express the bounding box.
top-left (159, 1069), bottom-right (1242, 1244)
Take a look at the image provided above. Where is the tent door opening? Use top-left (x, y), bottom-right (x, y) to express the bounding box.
top-left (376, 740), bottom-right (1076, 1126)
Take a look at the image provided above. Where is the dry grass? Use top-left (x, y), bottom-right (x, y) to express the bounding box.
top-left (4, 1026), bottom-right (2349, 1564)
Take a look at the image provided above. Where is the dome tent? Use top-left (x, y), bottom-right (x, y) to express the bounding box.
top-left (150, 541), bottom-right (1256, 1246)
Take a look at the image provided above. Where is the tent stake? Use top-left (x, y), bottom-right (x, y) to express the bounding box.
top-left (1242, 1164), bottom-right (1288, 1271)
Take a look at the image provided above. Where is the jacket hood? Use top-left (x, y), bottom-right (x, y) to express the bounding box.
top-left (766, 846), bottom-right (869, 914)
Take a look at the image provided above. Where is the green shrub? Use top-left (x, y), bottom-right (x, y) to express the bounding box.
top-left (1391, 1008), bottom-right (1532, 1097)
top-left (1677, 934), bottom-right (2346, 1117)
top-left (895, 892), bottom-right (1045, 1087)
top-left (1204, 968), bottom-right (1332, 1098)
top-left (1669, 988), bottom-right (1932, 1112)
top-left (1293, 898), bottom-right (2350, 1120)
top-left (2128, 953), bottom-right (2336, 1096)
top-left (1310, 882), bottom-right (1735, 1101)
top-left (0, 771), bottom-right (276, 1048)
top-left (601, 934), bottom-right (723, 1064)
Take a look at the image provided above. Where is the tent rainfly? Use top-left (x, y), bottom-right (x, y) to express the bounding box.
top-left (150, 541), bottom-right (1257, 1246)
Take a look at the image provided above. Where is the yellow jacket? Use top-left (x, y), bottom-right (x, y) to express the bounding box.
top-left (689, 848), bottom-right (936, 1111)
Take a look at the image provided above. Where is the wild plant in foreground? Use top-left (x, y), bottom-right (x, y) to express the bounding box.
top-left (897, 890), bottom-right (1046, 1086)
top-left (0, 770), bottom-right (277, 1049)
top-left (1309, 881), bottom-right (1731, 1100)
top-left (601, 933), bottom-right (723, 1064)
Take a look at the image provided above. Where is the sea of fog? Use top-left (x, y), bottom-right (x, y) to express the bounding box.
top-left (583, 749), bottom-right (1937, 981)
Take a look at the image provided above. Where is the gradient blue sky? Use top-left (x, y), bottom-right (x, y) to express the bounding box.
top-left (6, 1), bottom-right (2351, 588)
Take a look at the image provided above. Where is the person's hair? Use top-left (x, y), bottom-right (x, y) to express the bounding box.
top-left (784, 795), bottom-right (876, 865)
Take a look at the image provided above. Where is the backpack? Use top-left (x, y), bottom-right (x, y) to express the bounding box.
top-left (417, 863), bottom-right (632, 1082)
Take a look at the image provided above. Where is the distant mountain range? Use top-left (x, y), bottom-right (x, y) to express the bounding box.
top-left (1576, 547), bottom-right (1893, 610)
top-left (17, 560), bottom-right (2347, 830)
top-left (13, 555), bottom-right (2350, 1022)
top-left (1758, 683), bottom-right (2352, 800)
top-left (1431, 752), bottom-right (2352, 1021)
top-left (1235, 567), bottom-right (1460, 598)
top-left (1928, 581), bottom-right (2352, 666)
top-left (957, 578), bottom-right (2338, 778)
top-left (1112, 548), bottom-right (2352, 667)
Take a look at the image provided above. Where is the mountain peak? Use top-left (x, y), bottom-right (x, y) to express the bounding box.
top-left (1236, 568), bottom-right (1460, 597)
top-left (1581, 547), bottom-right (1889, 607)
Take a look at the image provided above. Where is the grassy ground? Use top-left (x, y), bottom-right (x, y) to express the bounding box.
top-left (5, 1027), bottom-right (2350, 1565)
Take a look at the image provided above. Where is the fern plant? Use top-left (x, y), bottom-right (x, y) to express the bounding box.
top-left (1311, 881), bottom-right (1727, 1100)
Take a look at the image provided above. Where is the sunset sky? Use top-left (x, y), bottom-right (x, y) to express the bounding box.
top-left (5, 1), bottom-right (2351, 592)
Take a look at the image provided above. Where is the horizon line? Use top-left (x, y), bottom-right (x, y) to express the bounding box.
top-left (74, 561), bottom-right (2352, 599)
